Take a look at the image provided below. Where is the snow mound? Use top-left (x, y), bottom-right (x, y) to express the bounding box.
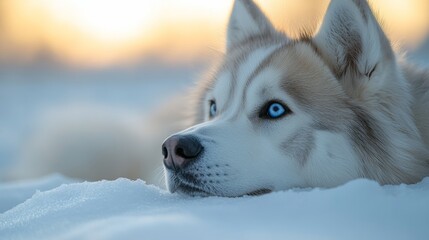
top-left (0, 174), bottom-right (76, 213)
top-left (1, 178), bottom-right (429, 240)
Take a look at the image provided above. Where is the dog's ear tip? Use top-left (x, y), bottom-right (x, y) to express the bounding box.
top-left (313, 0), bottom-right (392, 78)
top-left (226, 0), bottom-right (276, 50)
top-left (329, 0), bottom-right (372, 16)
top-left (232, 0), bottom-right (253, 10)
top-left (234, 0), bottom-right (252, 4)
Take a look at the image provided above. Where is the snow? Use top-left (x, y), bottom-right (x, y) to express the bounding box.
top-left (1, 176), bottom-right (429, 240)
top-left (0, 174), bottom-right (77, 213)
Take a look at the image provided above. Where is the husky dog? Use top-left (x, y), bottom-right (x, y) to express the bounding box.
top-left (162, 0), bottom-right (429, 197)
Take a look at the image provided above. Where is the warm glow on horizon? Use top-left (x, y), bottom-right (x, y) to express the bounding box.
top-left (44, 0), bottom-right (157, 42)
top-left (0, 0), bottom-right (428, 68)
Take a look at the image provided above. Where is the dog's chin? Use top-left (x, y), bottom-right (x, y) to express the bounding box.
top-left (245, 188), bottom-right (272, 196)
top-left (174, 183), bottom-right (213, 197)
top-left (172, 182), bottom-right (272, 198)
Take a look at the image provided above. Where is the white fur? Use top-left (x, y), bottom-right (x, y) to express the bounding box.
top-left (304, 132), bottom-right (362, 187)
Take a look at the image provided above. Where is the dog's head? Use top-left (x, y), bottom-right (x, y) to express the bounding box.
top-left (162, 0), bottom-right (420, 197)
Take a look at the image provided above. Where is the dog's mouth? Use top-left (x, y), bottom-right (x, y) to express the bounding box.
top-left (245, 188), bottom-right (272, 196)
top-left (175, 182), bottom-right (272, 197)
top-left (174, 181), bottom-right (212, 197)
top-left (170, 172), bottom-right (272, 197)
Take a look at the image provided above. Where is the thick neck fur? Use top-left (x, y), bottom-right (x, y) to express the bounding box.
top-left (311, 0), bottom-right (429, 184)
top-left (346, 62), bottom-right (429, 184)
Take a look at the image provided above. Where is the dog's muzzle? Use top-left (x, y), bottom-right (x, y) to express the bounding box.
top-left (162, 135), bottom-right (203, 171)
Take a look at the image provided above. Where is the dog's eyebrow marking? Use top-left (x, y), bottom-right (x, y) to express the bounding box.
top-left (216, 40), bottom-right (266, 116)
top-left (221, 51), bottom-right (253, 115)
top-left (229, 42), bottom-right (289, 120)
top-left (244, 42), bottom-right (288, 89)
top-left (219, 36), bottom-right (286, 116)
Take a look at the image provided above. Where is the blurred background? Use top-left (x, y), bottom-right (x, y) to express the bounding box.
top-left (0, 0), bottom-right (428, 183)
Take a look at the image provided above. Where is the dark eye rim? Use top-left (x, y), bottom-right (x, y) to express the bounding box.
top-left (209, 99), bottom-right (216, 118)
top-left (258, 100), bottom-right (292, 120)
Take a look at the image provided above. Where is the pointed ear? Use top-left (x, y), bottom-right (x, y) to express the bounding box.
top-left (227, 0), bottom-right (278, 50)
top-left (313, 0), bottom-right (394, 78)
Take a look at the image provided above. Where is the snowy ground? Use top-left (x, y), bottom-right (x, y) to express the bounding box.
top-left (1, 175), bottom-right (429, 240)
top-left (0, 41), bottom-right (428, 239)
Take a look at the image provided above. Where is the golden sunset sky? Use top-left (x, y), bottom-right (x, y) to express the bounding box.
top-left (0, 0), bottom-right (428, 68)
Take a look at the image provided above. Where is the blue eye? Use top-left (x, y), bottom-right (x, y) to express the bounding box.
top-left (260, 101), bottom-right (290, 119)
top-left (209, 101), bottom-right (217, 117)
top-left (268, 103), bottom-right (285, 118)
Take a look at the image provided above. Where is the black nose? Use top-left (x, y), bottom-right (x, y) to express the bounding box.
top-left (162, 135), bottom-right (203, 170)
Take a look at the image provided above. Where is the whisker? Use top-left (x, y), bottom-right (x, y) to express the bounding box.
top-left (153, 166), bottom-right (166, 187)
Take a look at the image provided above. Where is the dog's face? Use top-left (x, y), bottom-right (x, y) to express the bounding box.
top-left (163, 0), bottom-right (402, 197)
